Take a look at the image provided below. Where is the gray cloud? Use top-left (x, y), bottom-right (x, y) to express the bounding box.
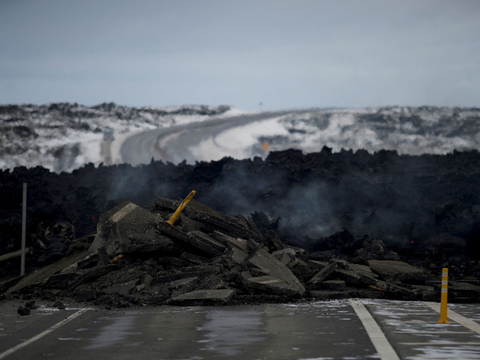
top-left (1, 0), bottom-right (479, 109)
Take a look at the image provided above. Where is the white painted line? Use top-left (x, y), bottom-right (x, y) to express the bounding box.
top-left (0, 308), bottom-right (90, 359)
top-left (385, 320), bottom-right (429, 324)
top-left (393, 331), bottom-right (473, 334)
top-left (401, 342), bottom-right (480, 345)
top-left (409, 356), bottom-right (480, 359)
top-left (425, 302), bottom-right (480, 334)
top-left (349, 299), bottom-right (400, 360)
top-left (109, 202), bottom-right (137, 223)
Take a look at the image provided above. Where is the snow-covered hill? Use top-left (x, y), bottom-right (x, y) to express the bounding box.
top-left (0, 103), bottom-right (235, 172)
top-left (1, 103), bottom-right (480, 173)
top-left (191, 106), bottom-right (480, 162)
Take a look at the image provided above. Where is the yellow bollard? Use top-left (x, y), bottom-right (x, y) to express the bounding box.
top-left (166, 190), bottom-right (196, 226)
top-left (437, 267), bottom-right (449, 324)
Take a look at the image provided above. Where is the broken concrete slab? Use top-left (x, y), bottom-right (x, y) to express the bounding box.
top-left (188, 231), bottom-right (227, 253)
top-left (335, 268), bottom-right (377, 287)
top-left (5, 250), bottom-right (90, 295)
top-left (368, 260), bottom-right (424, 283)
top-left (168, 289), bottom-right (236, 305)
top-left (167, 277), bottom-right (199, 297)
top-left (68, 264), bottom-right (118, 291)
top-left (244, 275), bottom-right (302, 296)
top-left (374, 280), bottom-right (418, 299)
top-left (211, 231), bottom-right (251, 253)
top-left (115, 234), bottom-right (180, 255)
top-left (44, 272), bottom-right (81, 290)
top-left (307, 262), bottom-right (337, 290)
top-left (229, 247), bottom-right (249, 264)
top-left (103, 280), bottom-right (137, 295)
top-left (287, 258), bottom-right (309, 279)
top-left (448, 282), bottom-right (480, 301)
top-left (158, 224), bottom-right (224, 258)
top-left (187, 211), bottom-right (263, 242)
top-left (349, 263), bottom-right (378, 278)
top-left (157, 257), bottom-right (193, 269)
top-left (167, 276), bottom-right (199, 291)
top-left (89, 200), bottom-right (162, 256)
top-left (180, 252), bottom-right (210, 265)
top-left (330, 259), bottom-right (350, 270)
top-left (246, 249), bottom-right (305, 296)
top-left (272, 248), bottom-right (296, 265)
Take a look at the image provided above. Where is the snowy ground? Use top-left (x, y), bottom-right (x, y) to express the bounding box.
top-left (191, 107), bottom-right (480, 163)
top-left (0, 103), bottom-right (245, 172)
top-left (1, 104), bottom-right (480, 173)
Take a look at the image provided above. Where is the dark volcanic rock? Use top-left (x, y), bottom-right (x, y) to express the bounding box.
top-left (17, 306), bottom-right (30, 316)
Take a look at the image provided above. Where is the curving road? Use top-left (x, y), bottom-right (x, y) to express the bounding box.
top-left (120, 111), bottom-right (299, 166)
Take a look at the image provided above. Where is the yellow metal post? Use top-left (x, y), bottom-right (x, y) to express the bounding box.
top-left (437, 268), bottom-right (449, 324)
top-left (166, 190), bottom-right (196, 226)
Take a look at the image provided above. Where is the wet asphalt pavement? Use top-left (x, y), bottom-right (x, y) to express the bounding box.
top-left (1, 300), bottom-right (480, 359)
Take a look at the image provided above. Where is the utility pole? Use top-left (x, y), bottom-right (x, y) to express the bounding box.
top-left (21, 183), bottom-right (27, 276)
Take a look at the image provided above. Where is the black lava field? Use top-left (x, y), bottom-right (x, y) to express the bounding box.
top-left (2, 147), bottom-right (480, 277)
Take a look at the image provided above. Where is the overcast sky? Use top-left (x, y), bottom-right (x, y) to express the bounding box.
top-left (1, 0), bottom-right (479, 110)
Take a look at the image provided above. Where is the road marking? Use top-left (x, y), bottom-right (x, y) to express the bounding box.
top-left (349, 299), bottom-right (400, 360)
top-left (401, 342), bottom-right (480, 345)
top-left (425, 302), bottom-right (480, 334)
top-left (109, 202), bottom-right (137, 223)
top-left (0, 308), bottom-right (90, 359)
top-left (376, 313), bottom-right (437, 316)
top-left (393, 331), bottom-right (473, 334)
top-left (409, 356), bottom-right (480, 359)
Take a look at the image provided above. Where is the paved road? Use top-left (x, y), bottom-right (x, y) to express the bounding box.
top-left (120, 111), bottom-right (296, 166)
top-left (2, 299), bottom-right (480, 359)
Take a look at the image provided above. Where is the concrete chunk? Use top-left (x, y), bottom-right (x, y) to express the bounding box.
top-left (189, 231), bottom-right (227, 253)
top-left (103, 280), bottom-right (137, 295)
top-left (368, 260), bottom-right (423, 282)
top-left (245, 275), bottom-right (301, 296)
top-left (89, 200), bottom-right (161, 256)
top-left (272, 248), bottom-right (296, 265)
top-left (158, 224), bottom-right (224, 258)
top-left (246, 249), bottom-right (305, 296)
top-left (188, 211), bottom-right (263, 242)
top-left (116, 234), bottom-right (179, 255)
top-left (211, 231), bottom-right (251, 253)
top-left (230, 247), bottom-right (249, 264)
top-left (169, 289), bottom-right (236, 305)
top-left (307, 262), bottom-right (337, 289)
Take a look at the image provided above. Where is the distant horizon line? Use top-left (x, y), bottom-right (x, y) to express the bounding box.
top-left (0, 102), bottom-right (478, 111)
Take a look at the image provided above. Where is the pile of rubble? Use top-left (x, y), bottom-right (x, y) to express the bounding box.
top-left (3, 196), bottom-right (480, 308)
